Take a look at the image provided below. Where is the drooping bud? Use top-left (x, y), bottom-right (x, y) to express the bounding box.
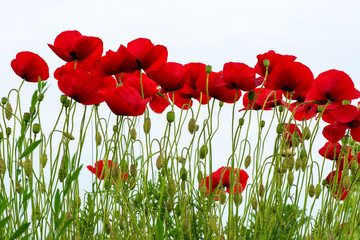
top-left (180, 167), bottom-right (187, 181)
top-left (63, 132), bottom-right (75, 140)
top-left (16, 183), bottom-right (23, 193)
top-left (130, 164), bottom-right (137, 177)
top-left (156, 155), bottom-right (164, 170)
top-left (188, 118), bottom-right (196, 134)
top-left (208, 216), bottom-right (217, 232)
top-left (205, 65), bottom-right (212, 74)
top-left (259, 184), bottom-right (265, 198)
top-left (166, 111), bottom-right (175, 123)
top-left (166, 199), bottom-right (174, 212)
top-left (287, 171), bottom-right (294, 186)
top-left (234, 192), bottom-right (243, 206)
top-left (326, 208), bottom-right (333, 224)
top-left (302, 127), bottom-right (311, 140)
top-left (6, 127), bottom-right (11, 136)
top-left (300, 149), bottom-right (307, 159)
top-left (130, 128), bottom-right (137, 140)
top-left (343, 175), bottom-right (351, 190)
top-left (239, 118), bottom-right (245, 126)
top-left (259, 120), bottom-right (265, 128)
top-left (245, 155), bottom-right (251, 169)
top-left (95, 132), bottom-right (102, 146)
top-left (0, 158), bottom-right (5, 175)
top-left (168, 178), bottom-right (176, 196)
top-left (60, 95), bottom-right (68, 104)
top-left (39, 153), bottom-right (47, 169)
top-left (58, 156), bottom-right (67, 182)
top-left (182, 218), bottom-right (190, 233)
top-left (32, 123), bottom-right (41, 134)
top-left (143, 117), bottom-right (151, 134)
top-left (301, 158), bottom-right (308, 172)
top-left (251, 197), bottom-right (258, 210)
top-left (287, 157), bottom-right (295, 171)
top-left (181, 180), bottom-right (186, 192)
top-left (24, 158), bottom-right (33, 178)
top-left (219, 188), bottom-right (226, 205)
top-left (199, 145), bottom-right (208, 159)
top-left (276, 124), bottom-right (284, 134)
top-left (351, 161), bottom-right (359, 174)
top-left (263, 59), bottom-right (270, 68)
top-left (32, 204), bottom-right (41, 221)
top-left (197, 171), bottom-right (203, 184)
top-left (315, 184), bottom-right (321, 199)
top-left (295, 158), bottom-right (301, 171)
top-left (248, 90), bottom-right (256, 101)
top-left (5, 103), bottom-right (13, 120)
top-left (308, 184), bottom-right (315, 198)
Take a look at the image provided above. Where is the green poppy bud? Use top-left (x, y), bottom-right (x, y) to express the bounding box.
top-left (259, 184), bottom-right (265, 198)
top-left (16, 183), bottom-right (23, 193)
top-left (1, 97), bottom-right (7, 105)
top-left (197, 171), bottom-right (203, 184)
top-left (260, 120), bottom-right (265, 128)
top-left (199, 145), bottom-right (208, 159)
top-left (143, 117), bottom-right (151, 134)
top-left (95, 132), bottom-right (102, 146)
top-left (219, 101), bottom-right (224, 107)
top-left (168, 179), bottom-right (176, 196)
top-left (156, 155), bottom-right (164, 170)
top-left (181, 180), bottom-right (186, 192)
top-left (166, 199), bottom-right (173, 212)
top-left (326, 208), bottom-right (333, 224)
top-left (63, 132), bottom-right (75, 140)
top-left (24, 158), bottom-right (32, 179)
top-left (60, 95), bottom-right (68, 104)
top-left (276, 124), bottom-right (284, 134)
top-left (58, 156), bottom-right (67, 182)
top-left (23, 112), bottom-right (30, 123)
top-left (0, 158), bottom-right (5, 175)
top-left (251, 197), bottom-right (258, 210)
top-left (180, 167), bottom-right (187, 181)
top-left (245, 155), bottom-right (251, 169)
top-left (167, 111), bottom-right (175, 123)
top-left (278, 105), bottom-right (285, 112)
top-left (6, 127), bottom-right (11, 136)
top-left (5, 103), bottom-right (12, 120)
top-left (295, 158), bottom-right (301, 171)
top-left (205, 65), bottom-right (212, 74)
top-left (219, 188), bottom-right (226, 205)
top-left (239, 118), bottom-right (245, 126)
top-left (32, 123), bottom-right (41, 134)
top-left (308, 184), bottom-right (315, 198)
top-left (317, 105), bottom-right (324, 112)
top-left (248, 90), bottom-right (256, 101)
top-left (188, 118), bottom-right (196, 134)
top-left (182, 218), bottom-right (190, 233)
top-left (315, 184), bottom-right (321, 199)
top-left (38, 93), bottom-right (44, 102)
top-left (40, 153), bottom-right (47, 168)
top-left (301, 158), bottom-right (308, 172)
top-left (130, 128), bottom-right (137, 140)
top-left (130, 164), bottom-right (137, 177)
top-left (287, 157), bottom-right (295, 171)
top-left (302, 127), bottom-right (311, 140)
top-left (343, 175), bottom-right (351, 190)
top-left (351, 161), bottom-right (359, 174)
top-left (208, 216), bottom-right (217, 232)
top-left (234, 192), bottom-right (243, 206)
top-left (287, 171), bottom-right (294, 186)
top-left (263, 59), bottom-right (270, 68)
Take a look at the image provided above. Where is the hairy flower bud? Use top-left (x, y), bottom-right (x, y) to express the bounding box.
top-left (239, 118), bottom-right (245, 126)
top-left (199, 145), bottom-right (208, 159)
top-left (219, 188), bottom-right (226, 205)
top-left (315, 184), bottom-right (321, 199)
top-left (234, 192), bottom-right (243, 206)
top-left (1, 97), bottom-right (7, 105)
top-left (208, 216), bottom-right (217, 232)
top-left (156, 155), bottom-right (164, 170)
top-left (168, 178), bottom-right (176, 196)
top-left (32, 123), bottom-right (41, 134)
top-left (181, 180), bottom-right (186, 192)
top-left (287, 171), bottom-right (294, 186)
top-left (130, 164), bottom-right (137, 177)
top-left (180, 167), bottom-right (187, 181)
top-left (301, 158), bottom-right (308, 172)
top-left (0, 158), bottom-right (5, 175)
top-left (143, 117), bottom-right (151, 134)
top-left (351, 161), bottom-right (359, 174)
top-left (63, 132), bottom-right (75, 140)
top-left (251, 197), bottom-right (258, 210)
top-left (58, 156), bottom-right (67, 182)
top-left (166, 199), bottom-right (173, 212)
top-left (343, 175), bottom-right (351, 190)
top-left (130, 128), bottom-right (137, 140)
top-left (38, 93), bottom-right (44, 102)
top-left (317, 105), bottom-right (324, 112)
top-left (219, 101), bottom-right (224, 107)
top-left (295, 158), bottom-right (301, 171)
top-left (327, 208), bottom-right (333, 224)
top-left (39, 153), bottom-right (47, 169)
top-left (6, 127), bottom-right (11, 136)
top-left (167, 111), bottom-right (175, 123)
top-left (197, 171), bottom-right (203, 184)
top-left (278, 105), bottom-right (285, 112)
top-left (95, 132), bottom-right (102, 146)
top-left (276, 124), bottom-right (284, 134)
top-left (5, 103), bottom-right (13, 120)
top-left (259, 184), bottom-right (265, 198)
top-left (287, 157), bottom-right (295, 171)
top-left (182, 218), bottom-right (190, 233)
top-left (188, 118), bottom-right (196, 134)
top-left (24, 158), bottom-right (33, 178)
top-left (309, 184), bottom-right (315, 198)
top-left (245, 155), bottom-right (251, 169)
top-left (303, 127), bottom-right (311, 140)
top-left (60, 95), bottom-right (68, 104)
top-left (260, 120), bottom-right (265, 128)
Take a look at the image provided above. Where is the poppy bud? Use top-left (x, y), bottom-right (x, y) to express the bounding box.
top-left (308, 184), bottom-right (315, 198)
top-left (245, 155), bottom-right (251, 169)
top-left (199, 145), bottom-right (208, 159)
top-left (197, 171), bottom-right (203, 184)
top-left (130, 164), bottom-right (137, 177)
top-left (24, 158), bottom-right (32, 178)
top-left (219, 101), bottom-right (224, 107)
top-left (182, 218), bottom-right (190, 233)
top-left (343, 175), bottom-right (351, 190)
top-left (32, 123), bottom-right (41, 134)
top-left (113, 125), bottom-right (118, 132)
top-left (205, 65), bottom-right (212, 74)
top-left (259, 184), bottom-right (265, 197)
top-left (96, 132), bottom-right (102, 146)
top-left (130, 128), bottom-right (137, 140)
top-left (0, 158), bottom-right (5, 175)
top-left (278, 105), bottom-right (285, 113)
top-left (234, 192), bottom-right (243, 206)
top-left (260, 120), bottom-right (265, 128)
top-left (64, 100), bottom-right (71, 108)
top-left (23, 112), bottom-right (30, 123)
top-left (58, 156), bottom-right (67, 182)
top-left (16, 183), bottom-right (23, 193)
top-left (219, 234), bottom-right (226, 240)
top-left (208, 216), bottom-right (217, 232)
top-left (287, 171), bottom-right (294, 186)
top-left (6, 127), bottom-right (11, 136)
top-left (239, 118), bottom-right (245, 126)
top-left (287, 157), bottom-right (295, 171)
top-left (351, 161), bottom-right (359, 174)
top-left (104, 179), bottom-right (111, 190)
top-left (63, 132), bottom-right (75, 140)
top-left (342, 100), bottom-right (350, 105)
top-left (219, 188), bottom-right (226, 204)
top-left (180, 167), bottom-right (187, 181)
top-left (295, 158), bottom-right (301, 171)
top-left (166, 199), bottom-right (174, 212)
top-left (251, 197), bottom-right (258, 210)
top-left (276, 124), bottom-right (284, 134)
top-left (326, 208), bottom-right (333, 224)
top-left (181, 180), bottom-right (186, 192)
top-left (60, 95), bottom-right (68, 104)
top-left (32, 204), bottom-right (41, 221)
top-left (263, 59), bottom-right (270, 68)
top-left (317, 105), bottom-right (324, 112)
top-left (168, 178), bottom-right (176, 196)
top-left (143, 117), bottom-right (151, 134)
top-left (167, 111), bottom-right (175, 123)
top-left (40, 153), bottom-right (47, 168)
top-left (302, 127), bottom-right (311, 140)
top-left (65, 211), bottom-right (72, 221)
top-left (248, 90), bottom-right (256, 101)
top-left (188, 118), bottom-right (196, 134)
top-left (301, 158), bottom-right (308, 172)
top-left (5, 103), bottom-right (13, 120)
top-left (315, 184), bottom-right (321, 199)
top-left (1, 97), bottom-right (7, 105)
top-left (156, 155), bottom-right (164, 170)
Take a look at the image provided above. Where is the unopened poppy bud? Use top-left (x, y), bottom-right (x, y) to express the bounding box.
top-left (188, 118), bottom-right (196, 134)
top-left (95, 132), bottom-right (102, 146)
top-left (1, 97), bottom-right (7, 105)
top-left (40, 153), bottom-right (47, 168)
top-left (6, 127), bottom-right (11, 136)
top-left (260, 120), bottom-right (265, 128)
top-left (104, 179), bottom-right (111, 190)
top-left (58, 156), bottom-right (67, 182)
top-left (205, 65), bottom-right (212, 74)
top-left (0, 158), bottom-right (5, 175)
top-left (143, 117), bottom-right (151, 134)
top-left (64, 100), bottom-right (71, 108)
top-left (263, 59), bottom-right (270, 68)
top-left (182, 218), bottom-right (190, 233)
top-left (234, 192), bottom-right (243, 206)
top-left (245, 155), bottom-right (251, 169)
top-left (287, 157), bottom-right (295, 171)
top-left (32, 123), bottom-right (41, 134)
top-left (168, 179), bottom-right (176, 196)
top-left (113, 125), bottom-right (118, 132)
top-left (181, 180), bottom-right (186, 191)
top-left (199, 145), bottom-right (208, 160)
top-left (278, 105), bottom-right (285, 112)
top-left (251, 197), bottom-right (258, 210)
top-left (219, 188), bottom-right (226, 204)
top-left (342, 100), bottom-right (351, 105)
top-left (60, 95), bottom-right (68, 104)
top-left (180, 167), bottom-right (187, 181)
top-left (167, 111), bottom-right (175, 123)
top-left (16, 183), bottom-right (23, 193)
top-left (259, 184), bottom-right (265, 197)
top-left (276, 124), bottom-right (284, 134)
top-left (303, 127), bottom-right (311, 140)
top-left (197, 171), bottom-right (203, 183)
top-left (315, 184), bottom-right (321, 199)
top-left (239, 118), bottom-right (245, 126)
top-left (219, 101), bottom-right (224, 107)
top-left (156, 155), bottom-right (164, 170)
top-left (351, 161), bottom-right (359, 174)
top-left (23, 112), bottom-right (30, 123)
top-left (208, 216), bottom-right (217, 232)
top-left (301, 158), bottom-right (308, 172)
top-left (287, 171), bottom-right (294, 186)
top-left (309, 184), bottom-right (315, 198)
top-left (327, 208), bottom-right (333, 224)
top-left (24, 158), bottom-right (32, 178)
top-left (281, 160), bottom-right (288, 172)
top-left (38, 93), bottom-right (44, 102)
top-left (317, 105), bottom-right (324, 112)
top-left (343, 175), bottom-right (351, 189)
top-left (130, 164), bottom-right (137, 177)
top-left (248, 90), bottom-right (256, 101)
top-left (63, 132), bottom-right (75, 140)
top-left (295, 158), bottom-right (301, 171)
top-left (5, 103), bottom-right (13, 120)
top-left (32, 204), bottom-right (41, 221)
top-left (130, 128), bottom-right (137, 140)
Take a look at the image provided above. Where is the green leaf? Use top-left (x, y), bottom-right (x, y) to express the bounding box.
top-left (167, 227), bottom-right (179, 238)
top-left (54, 189), bottom-right (60, 219)
top-left (156, 219), bottom-right (164, 240)
top-left (63, 165), bottom-right (83, 196)
top-left (20, 139), bottom-right (42, 159)
top-left (30, 91), bottom-right (38, 109)
top-left (0, 216), bottom-right (10, 229)
top-left (9, 222), bottom-right (30, 240)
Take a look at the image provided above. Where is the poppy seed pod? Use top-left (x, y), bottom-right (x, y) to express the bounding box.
top-left (32, 123), bottom-right (41, 134)
top-left (263, 59), bottom-right (270, 68)
top-left (143, 117), bottom-right (151, 134)
top-left (5, 103), bottom-right (13, 120)
top-left (239, 118), bottom-right (245, 126)
top-left (156, 155), bottom-right (164, 170)
top-left (309, 184), bottom-right (315, 198)
top-left (95, 132), bottom-right (102, 146)
top-left (60, 95), bottom-right (68, 104)
top-left (205, 65), bottom-right (212, 74)
top-left (199, 145), bottom-right (208, 159)
top-left (64, 100), bottom-right (71, 108)
top-left (166, 111), bottom-right (175, 123)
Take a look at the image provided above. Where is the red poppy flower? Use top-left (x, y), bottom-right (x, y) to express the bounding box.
top-left (255, 50), bottom-right (296, 77)
top-left (58, 69), bottom-right (109, 105)
top-left (147, 62), bottom-right (187, 92)
top-left (199, 166), bottom-right (249, 195)
top-left (127, 38), bottom-right (168, 72)
top-left (319, 142), bottom-right (343, 161)
top-left (121, 72), bottom-right (158, 98)
top-left (196, 71), bottom-right (241, 103)
top-left (98, 86), bottom-right (150, 116)
top-left (11, 51), bottom-right (49, 82)
top-left (87, 160), bottom-right (128, 180)
top-left (306, 70), bottom-right (359, 103)
top-left (184, 62), bottom-right (207, 91)
top-left (240, 88), bottom-right (282, 111)
top-left (219, 62), bottom-right (259, 91)
top-left (322, 105), bottom-right (360, 143)
top-left (265, 62), bottom-right (314, 92)
top-left (287, 102), bottom-right (318, 121)
top-left (325, 170), bottom-right (348, 200)
top-left (149, 93), bottom-right (170, 113)
top-left (48, 30), bottom-right (103, 71)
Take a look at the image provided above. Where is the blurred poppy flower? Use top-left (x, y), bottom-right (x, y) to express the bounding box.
top-left (149, 93), bottom-right (170, 113)
top-left (122, 72), bottom-right (158, 98)
top-left (325, 170), bottom-right (348, 200)
top-left (87, 160), bottom-right (128, 180)
top-left (11, 51), bottom-right (49, 82)
top-left (184, 62), bottom-right (207, 91)
top-left (240, 88), bottom-right (282, 111)
top-left (48, 30), bottom-right (103, 71)
top-left (265, 62), bottom-right (314, 92)
top-left (199, 166), bottom-right (249, 195)
top-left (287, 102), bottom-right (318, 121)
top-left (319, 142), bottom-right (343, 161)
top-left (98, 86), bottom-right (150, 116)
top-left (306, 70), bottom-right (359, 103)
top-left (127, 38), bottom-right (168, 72)
top-left (219, 62), bottom-right (259, 91)
top-left (283, 123), bottom-right (302, 147)
top-left (255, 50), bottom-right (296, 77)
